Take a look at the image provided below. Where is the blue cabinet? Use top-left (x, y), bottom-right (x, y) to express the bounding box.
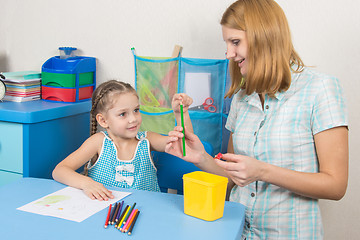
top-left (0, 100), bottom-right (91, 186)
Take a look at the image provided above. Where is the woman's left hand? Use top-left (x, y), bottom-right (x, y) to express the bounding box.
top-left (214, 153), bottom-right (265, 187)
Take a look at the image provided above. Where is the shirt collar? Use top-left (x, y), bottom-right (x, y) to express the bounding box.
top-left (238, 68), bottom-right (304, 103)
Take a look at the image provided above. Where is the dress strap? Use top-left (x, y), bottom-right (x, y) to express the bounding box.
top-left (136, 131), bottom-right (147, 141)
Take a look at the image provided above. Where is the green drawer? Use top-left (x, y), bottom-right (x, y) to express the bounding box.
top-left (41, 72), bottom-right (94, 87)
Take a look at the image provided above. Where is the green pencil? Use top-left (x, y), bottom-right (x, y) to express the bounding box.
top-left (180, 104), bottom-right (186, 156)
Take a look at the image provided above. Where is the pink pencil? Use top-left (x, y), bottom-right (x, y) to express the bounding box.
top-left (122, 209), bottom-right (138, 232)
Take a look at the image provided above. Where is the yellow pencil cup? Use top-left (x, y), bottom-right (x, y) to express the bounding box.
top-left (183, 171), bottom-right (228, 221)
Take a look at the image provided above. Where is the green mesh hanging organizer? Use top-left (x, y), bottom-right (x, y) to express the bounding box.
top-left (132, 48), bottom-right (230, 154)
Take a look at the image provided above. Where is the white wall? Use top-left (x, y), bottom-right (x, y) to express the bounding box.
top-left (1, 0), bottom-right (359, 238)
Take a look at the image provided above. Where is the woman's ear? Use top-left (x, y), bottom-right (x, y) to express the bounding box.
top-left (96, 113), bottom-right (108, 128)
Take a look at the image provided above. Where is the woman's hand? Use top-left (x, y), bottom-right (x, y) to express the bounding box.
top-left (214, 153), bottom-right (265, 187)
top-left (172, 93), bottom-right (193, 114)
top-left (165, 126), bottom-right (206, 164)
top-left (81, 177), bottom-right (114, 201)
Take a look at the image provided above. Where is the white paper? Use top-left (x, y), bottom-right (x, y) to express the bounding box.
top-left (184, 72), bottom-right (211, 107)
top-left (17, 186), bottom-right (131, 222)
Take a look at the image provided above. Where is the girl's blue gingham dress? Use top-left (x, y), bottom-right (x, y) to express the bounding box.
top-left (87, 131), bottom-right (160, 192)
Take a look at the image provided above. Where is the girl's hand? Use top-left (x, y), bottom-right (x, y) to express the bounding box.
top-left (172, 93), bottom-right (193, 114)
top-left (165, 126), bottom-right (205, 164)
top-left (81, 178), bottom-right (114, 201)
top-left (214, 153), bottom-right (265, 187)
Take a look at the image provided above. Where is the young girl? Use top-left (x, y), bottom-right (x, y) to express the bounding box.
top-left (52, 80), bottom-right (192, 201)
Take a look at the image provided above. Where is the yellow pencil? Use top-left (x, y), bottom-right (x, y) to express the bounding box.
top-left (117, 205), bottom-right (130, 230)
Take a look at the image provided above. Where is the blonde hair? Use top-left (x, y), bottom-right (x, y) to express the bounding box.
top-left (221, 0), bottom-right (304, 98)
top-left (84, 80), bottom-right (138, 174)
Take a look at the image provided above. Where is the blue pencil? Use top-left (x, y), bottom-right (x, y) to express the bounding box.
top-left (111, 202), bottom-right (120, 224)
top-left (109, 202), bottom-right (118, 225)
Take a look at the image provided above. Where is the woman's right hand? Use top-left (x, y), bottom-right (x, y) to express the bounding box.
top-left (166, 126), bottom-right (206, 165)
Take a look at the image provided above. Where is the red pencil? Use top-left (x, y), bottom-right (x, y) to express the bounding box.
top-left (104, 204), bottom-right (112, 228)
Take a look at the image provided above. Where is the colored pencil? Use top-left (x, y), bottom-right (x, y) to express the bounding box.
top-left (115, 201), bottom-right (124, 223)
top-left (104, 204), bottom-right (112, 228)
top-left (108, 202), bottom-right (117, 225)
top-left (122, 208), bottom-right (137, 232)
top-left (115, 205), bottom-right (129, 228)
top-left (215, 153), bottom-right (223, 160)
top-left (120, 202), bottom-right (136, 231)
top-left (117, 205), bottom-right (130, 229)
top-left (124, 209), bottom-right (138, 233)
top-left (127, 211), bottom-right (140, 235)
top-left (111, 202), bottom-right (120, 224)
top-left (180, 104), bottom-right (186, 156)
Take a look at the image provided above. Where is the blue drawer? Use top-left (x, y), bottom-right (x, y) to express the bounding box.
top-left (0, 121), bottom-right (23, 173)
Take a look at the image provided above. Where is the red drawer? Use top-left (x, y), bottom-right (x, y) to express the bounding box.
top-left (42, 86), bottom-right (93, 102)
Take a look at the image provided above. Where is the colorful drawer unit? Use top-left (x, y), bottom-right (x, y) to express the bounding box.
top-left (0, 100), bottom-right (91, 186)
top-left (41, 56), bottom-right (96, 102)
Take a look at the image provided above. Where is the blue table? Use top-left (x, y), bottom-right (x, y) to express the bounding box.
top-left (0, 178), bottom-right (245, 239)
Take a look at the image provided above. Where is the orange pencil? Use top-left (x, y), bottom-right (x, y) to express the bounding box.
top-left (104, 204), bottom-right (112, 228)
top-left (127, 210), bottom-right (140, 235)
top-left (121, 208), bottom-right (135, 232)
top-left (124, 209), bottom-right (138, 233)
top-left (120, 202), bottom-right (136, 231)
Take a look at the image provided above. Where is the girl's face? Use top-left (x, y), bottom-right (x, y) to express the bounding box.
top-left (100, 92), bottom-right (142, 140)
top-left (222, 26), bottom-right (248, 76)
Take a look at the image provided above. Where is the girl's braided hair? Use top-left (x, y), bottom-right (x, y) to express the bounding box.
top-left (90, 80), bottom-right (138, 135)
top-left (84, 80), bottom-right (138, 174)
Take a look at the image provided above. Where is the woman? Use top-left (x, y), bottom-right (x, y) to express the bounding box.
top-left (166, 0), bottom-right (348, 239)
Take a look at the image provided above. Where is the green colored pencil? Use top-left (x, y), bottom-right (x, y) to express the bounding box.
top-left (180, 104), bottom-right (186, 156)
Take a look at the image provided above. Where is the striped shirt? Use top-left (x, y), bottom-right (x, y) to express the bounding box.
top-left (225, 67), bottom-right (348, 239)
top-left (87, 131), bottom-right (160, 192)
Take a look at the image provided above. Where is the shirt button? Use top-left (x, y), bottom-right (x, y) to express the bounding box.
top-left (254, 132), bottom-right (257, 136)
top-left (260, 121), bottom-right (265, 127)
top-left (251, 192), bottom-right (255, 197)
top-left (265, 105), bottom-right (269, 109)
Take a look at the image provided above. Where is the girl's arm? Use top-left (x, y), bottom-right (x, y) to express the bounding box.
top-left (52, 133), bottom-right (114, 201)
top-left (216, 126), bottom-right (348, 200)
top-left (172, 93), bottom-right (194, 133)
top-left (147, 93), bottom-right (195, 152)
top-left (166, 126), bottom-right (230, 176)
top-left (147, 131), bottom-right (173, 152)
